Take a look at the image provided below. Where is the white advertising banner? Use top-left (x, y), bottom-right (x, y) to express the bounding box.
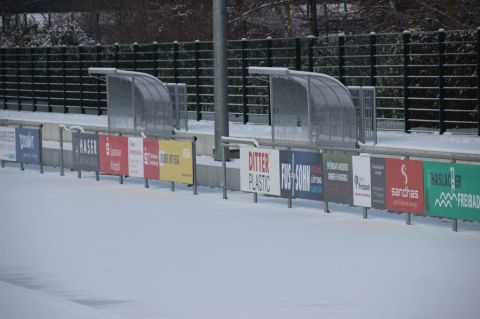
top-left (240, 146), bottom-right (280, 196)
top-left (128, 137), bottom-right (144, 178)
top-left (352, 155), bottom-right (372, 207)
top-left (0, 127), bottom-right (16, 161)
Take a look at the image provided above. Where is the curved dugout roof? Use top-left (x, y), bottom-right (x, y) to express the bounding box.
top-left (88, 68), bottom-right (173, 135)
top-left (249, 67), bottom-right (357, 148)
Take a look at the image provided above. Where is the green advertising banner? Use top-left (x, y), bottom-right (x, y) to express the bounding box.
top-left (424, 162), bottom-right (480, 221)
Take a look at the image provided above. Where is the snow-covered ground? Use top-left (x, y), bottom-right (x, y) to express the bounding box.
top-left (1, 164), bottom-right (479, 319)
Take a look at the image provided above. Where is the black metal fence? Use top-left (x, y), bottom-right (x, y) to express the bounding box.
top-left (1, 28), bottom-right (479, 135)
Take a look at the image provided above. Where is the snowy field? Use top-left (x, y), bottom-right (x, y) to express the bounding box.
top-left (1, 164), bottom-right (480, 319)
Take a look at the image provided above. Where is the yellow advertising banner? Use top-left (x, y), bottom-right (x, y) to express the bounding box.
top-left (158, 140), bottom-right (193, 184)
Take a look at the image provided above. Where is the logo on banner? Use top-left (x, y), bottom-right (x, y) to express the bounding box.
top-left (0, 127), bottom-right (16, 161)
top-left (240, 147), bottom-right (280, 196)
top-left (19, 133), bottom-right (34, 150)
top-left (248, 151), bottom-right (271, 192)
top-left (386, 159), bottom-right (424, 214)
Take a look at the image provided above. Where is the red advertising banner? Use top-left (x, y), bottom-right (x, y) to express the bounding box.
top-left (143, 138), bottom-right (160, 180)
top-left (99, 135), bottom-right (129, 176)
top-left (386, 158), bottom-right (424, 214)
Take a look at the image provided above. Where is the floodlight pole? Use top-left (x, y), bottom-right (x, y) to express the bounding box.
top-left (213, 0), bottom-right (229, 161)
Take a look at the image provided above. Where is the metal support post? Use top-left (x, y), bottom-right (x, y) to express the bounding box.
top-left (61, 45), bottom-right (67, 113)
top-left (222, 144), bottom-right (227, 199)
top-left (119, 175), bottom-right (123, 184)
top-left (369, 32), bottom-right (377, 87)
top-left (253, 193), bottom-right (258, 203)
top-left (96, 171), bottom-right (99, 181)
top-left (193, 137), bottom-right (198, 195)
top-left (403, 30), bottom-right (411, 133)
top-left (39, 124), bottom-right (43, 174)
top-left (96, 44), bottom-right (101, 115)
top-left (133, 42), bottom-right (138, 71)
top-left (361, 207), bottom-right (367, 219)
top-left (59, 126), bottom-right (64, 176)
top-left (406, 213), bottom-right (411, 225)
top-left (15, 47), bottom-right (20, 110)
top-left (324, 200), bottom-right (330, 213)
top-left (241, 38), bottom-right (249, 124)
top-left (144, 178), bottom-right (149, 188)
top-left (288, 198), bottom-right (292, 208)
top-left (452, 219), bottom-right (458, 232)
top-left (30, 47), bottom-right (36, 111)
top-left (171, 182), bottom-right (175, 192)
top-left (295, 37), bottom-right (301, 71)
top-left (338, 33), bottom-right (345, 84)
top-left (78, 170), bottom-right (82, 179)
top-left (153, 41), bottom-right (159, 77)
top-left (438, 29), bottom-right (445, 134)
top-left (46, 47), bottom-right (51, 112)
top-left (78, 44), bottom-right (85, 114)
top-left (266, 36), bottom-right (273, 126)
top-left (194, 40), bottom-right (202, 121)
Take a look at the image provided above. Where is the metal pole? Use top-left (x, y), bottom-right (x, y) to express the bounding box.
top-left (78, 170), bottom-right (82, 179)
top-left (213, 0), bottom-right (229, 161)
top-left (403, 30), bottom-right (411, 133)
top-left (171, 182), bottom-right (175, 192)
top-left (307, 35), bottom-right (315, 72)
top-left (295, 37), bottom-right (301, 71)
top-left (59, 126), bottom-right (64, 176)
top-left (61, 45), bottom-right (67, 113)
top-left (241, 38), bottom-right (249, 124)
top-left (222, 143), bottom-right (227, 199)
top-left (338, 33), bottom-right (345, 84)
top-left (266, 36), bottom-right (273, 126)
top-left (438, 29), bottom-right (445, 134)
top-left (324, 200), bottom-right (330, 213)
top-left (78, 44), bottom-right (84, 114)
top-left (362, 207), bottom-right (368, 219)
top-left (144, 178), bottom-right (149, 188)
top-left (39, 124), bottom-right (43, 174)
top-left (369, 32), bottom-right (377, 87)
top-left (194, 40), bottom-right (202, 121)
top-left (253, 192), bottom-right (258, 203)
top-left (406, 213), bottom-right (411, 225)
top-left (96, 171), bottom-right (99, 181)
top-left (193, 137), bottom-right (198, 195)
top-left (452, 219), bottom-right (458, 232)
top-left (173, 41), bottom-right (179, 83)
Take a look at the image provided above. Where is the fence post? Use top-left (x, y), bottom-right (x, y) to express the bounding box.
top-left (1, 48), bottom-right (5, 109)
top-left (173, 41), bottom-right (179, 83)
top-left (369, 32), bottom-right (377, 87)
top-left (153, 41), bottom-right (159, 77)
top-left (39, 124), bottom-right (43, 174)
top-left (46, 47), bottom-right (51, 112)
top-left (295, 37), bottom-right (301, 71)
top-left (61, 45), bottom-right (67, 113)
top-left (307, 35), bottom-right (315, 72)
top-left (194, 40), bottom-right (202, 121)
top-left (438, 29), bottom-right (446, 134)
top-left (59, 126), bottom-right (64, 176)
top-left (266, 36), bottom-right (273, 126)
top-left (96, 44), bottom-right (101, 115)
top-left (403, 30), bottom-right (411, 133)
top-left (15, 47), bottom-right (20, 110)
top-left (30, 47), bottom-right (36, 111)
top-left (477, 27), bottom-right (480, 136)
top-left (114, 43), bottom-right (119, 69)
top-left (132, 42), bottom-right (138, 71)
top-left (193, 136), bottom-right (198, 195)
top-left (78, 44), bottom-right (84, 114)
top-left (241, 38), bottom-right (249, 124)
top-left (338, 33), bottom-right (345, 84)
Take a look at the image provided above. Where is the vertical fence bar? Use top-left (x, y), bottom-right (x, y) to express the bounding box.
top-left (62, 45), bottom-right (67, 113)
top-left (153, 41), bottom-right (159, 77)
top-left (193, 137), bottom-right (198, 195)
top-left (369, 32), bottom-right (377, 87)
top-left (307, 35), bottom-right (315, 72)
top-left (266, 36), bottom-right (273, 126)
top-left (46, 47), bottom-right (51, 112)
top-left (30, 47), bottom-right (36, 111)
top-left (241, 38), bottom-right (249, 124)
top-left (338, 33), bottom-right (345, 84)
top-left (15, 47), bottom-right (20, 110)
top-left (222, 144), bottom-right (227, 199)
top-left (438, 29), bottom-right (446, 134)
top-left (78, 44), bottom-right (84, 113)
top-left (477, 27), bottom-right (480, 136)
top-left (295, 37), bottom-right (302, 71)
top-left (59, 126), bottom-right (64, 176)
top-left (132, 42), bottom-right (138, 71)
top-left (194, 40), bottom-right (202, 121)
top-left (1, 48), bottom-right (5, 109)
top-left (114, 43), bottom-right (119, 69)
top-left (39, 124), bottom-right (43, 174)
top-left (173, 41), bottom-right (179, 83)
top-left (96, 44), bottom-right (101, 115)
top-left (403, 30), bottom-right (411, 133)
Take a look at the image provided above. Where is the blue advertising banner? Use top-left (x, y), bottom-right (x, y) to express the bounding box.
top-left (279, 150), bottom-right (323, 200)
top-left (15, 128), bottom-right (41, 164)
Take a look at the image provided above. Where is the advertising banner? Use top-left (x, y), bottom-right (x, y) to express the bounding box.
top-left (323, 153), bottom-right (352, 205)
top-left (158, 140), bottom-right (193, 184)
top-left (0, 126), bottom-right (16, 161)
top-left (279, 150), bottom-right (323, 200)
top-left (15, 128), bottom-right (41, 164)
top-left (424, 162), bottom-right (480, 221)
top-left (143, 138), bottom-right (160, 180)
top-left (99, 135), bottom-right (129, 176)
top-left (128, 137), bottom-right (144, 178)
top-left (72, 132), bottom-right (99, 171)
top-left (370, 157), bottom-right (386, 210)
top-left (352, 156), bottom-right (372, 208)
top-left (386, 158), bottom-right (424, 214)
top-left (240, 146), bottom-right (280, 196)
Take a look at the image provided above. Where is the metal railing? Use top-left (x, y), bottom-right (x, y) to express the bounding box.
top-left (0, 28), bottom-right (479, 135)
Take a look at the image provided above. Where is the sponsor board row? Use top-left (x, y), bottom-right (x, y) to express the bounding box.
top-left (73, 133), bottom-right (194, 184)
top-left (239, 147), bottom-right (480, 221)
top-left (0, 127), bottom-right (41, 164)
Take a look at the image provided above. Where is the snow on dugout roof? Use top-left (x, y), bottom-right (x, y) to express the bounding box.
top-left (88, 68), bottom-right (173, 135)
top-left (249, 67), bottom-right (358, 148)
